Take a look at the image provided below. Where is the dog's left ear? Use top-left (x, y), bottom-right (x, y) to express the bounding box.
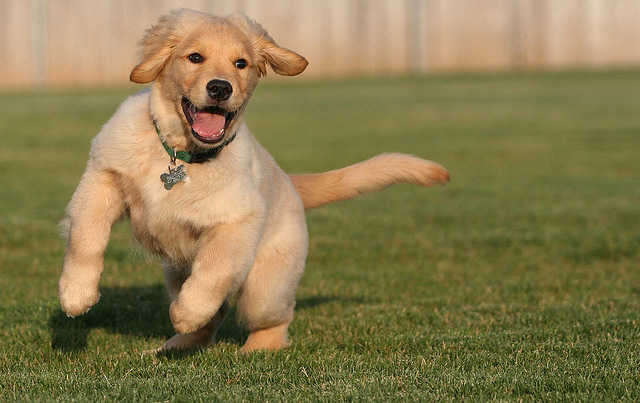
top-left (230, 13), bottom-right (308, 77)
top-left (254, 36), bottom-right (308, 77)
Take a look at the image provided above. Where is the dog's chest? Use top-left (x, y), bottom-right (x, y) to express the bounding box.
top-left (118, 159), bottom-right (257, 262)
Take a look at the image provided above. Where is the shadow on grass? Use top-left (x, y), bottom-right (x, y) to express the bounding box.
top-left (49, 285), bottom-right (345, 353)
top-left (49, 285), bottom-right (172, 352)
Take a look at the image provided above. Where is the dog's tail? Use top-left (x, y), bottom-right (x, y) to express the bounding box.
top-left (289, 153), bottom-right (449, 210)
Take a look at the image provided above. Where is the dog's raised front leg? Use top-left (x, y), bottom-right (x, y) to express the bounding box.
top-left (169, 218), bottom-right (263, 334)
top-left (59, 169), bottom-right (124, 317)
top-left (153, 262), bottom-right (230, 352)
top-left (156, 300), bottom-right (230, 352)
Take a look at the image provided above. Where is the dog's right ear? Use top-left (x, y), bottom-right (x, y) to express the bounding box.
top-left (130, 9), bottom-right (198, 84)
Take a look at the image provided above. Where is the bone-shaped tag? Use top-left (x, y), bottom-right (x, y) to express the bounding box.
top-left (160, 165), bottom-right (187, 190)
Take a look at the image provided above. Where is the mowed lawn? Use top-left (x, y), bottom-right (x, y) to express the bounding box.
top-left (1, 71), bottom-right (639, 401)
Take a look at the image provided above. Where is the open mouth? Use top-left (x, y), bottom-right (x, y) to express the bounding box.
top-left (181, 98), bottom-right (236, 144)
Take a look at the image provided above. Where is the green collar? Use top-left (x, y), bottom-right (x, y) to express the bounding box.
top-left (154, 122), bottom-right (236, 164)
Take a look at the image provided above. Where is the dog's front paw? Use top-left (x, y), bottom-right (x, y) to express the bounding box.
top-left (170, 299), bottom-right (212, 334)
top-left (59, 285), bottom-right (100, 317)
top-left (58, 260), bottom-right (103, 317)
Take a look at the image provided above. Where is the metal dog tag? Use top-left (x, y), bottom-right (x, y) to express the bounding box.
top-left (160, 164), bottom-right (187, 190)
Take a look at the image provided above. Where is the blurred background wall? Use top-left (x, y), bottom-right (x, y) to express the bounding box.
top-left (1, 0), bottom-right (639, 88)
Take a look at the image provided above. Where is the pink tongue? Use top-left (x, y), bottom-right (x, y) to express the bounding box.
top-left (192, 111), bottom-right (226, 140)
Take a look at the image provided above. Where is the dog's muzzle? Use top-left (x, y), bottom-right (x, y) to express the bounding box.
top-left (181, 97), bottom-right (236, 144)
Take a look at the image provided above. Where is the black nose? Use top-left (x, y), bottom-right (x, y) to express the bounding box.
top-left (206, 79), bottom-right (233, 101)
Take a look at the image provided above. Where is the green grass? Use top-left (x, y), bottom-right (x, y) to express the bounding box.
top-left (1, 70), bottom-right (639, 401)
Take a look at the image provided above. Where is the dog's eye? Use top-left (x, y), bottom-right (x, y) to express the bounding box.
top-left (235, 59), bottom-right (248, 69)
top-left (188, 53), bottom-right (204, 64)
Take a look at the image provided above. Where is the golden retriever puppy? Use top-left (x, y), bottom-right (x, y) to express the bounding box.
top-left (58, 9), bottom-right (449, 353)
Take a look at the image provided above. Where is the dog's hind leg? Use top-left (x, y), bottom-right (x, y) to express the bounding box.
top-left (240, 307), bottom-right (294, 353)
top-left (236, 257), bottom-right (298, 353)
top-left (242, 322), bottom-right (292, 353)
top-left (235, 217), bottom-right (308, 352)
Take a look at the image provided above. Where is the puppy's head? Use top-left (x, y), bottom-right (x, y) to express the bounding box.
top-left (130, 9), bottom-right (307, 148)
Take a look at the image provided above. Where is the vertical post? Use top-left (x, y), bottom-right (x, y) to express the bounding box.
top-left (408, 0), bottom-right (429, 73)
top-left (584, 0), bottom-right (601, 67)
top-left (510, 0), bottom-right (524, 69)
top-left (30, 0), bottom-right (48, 86)
top-left (408, 0), bottom-right (422, 73)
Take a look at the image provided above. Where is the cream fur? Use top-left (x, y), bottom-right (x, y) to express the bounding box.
top-left (58, 9), bottom-right (449, 353)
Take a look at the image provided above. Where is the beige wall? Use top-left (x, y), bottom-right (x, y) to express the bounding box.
top-left (1, 0), bottom-right (639, 88)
